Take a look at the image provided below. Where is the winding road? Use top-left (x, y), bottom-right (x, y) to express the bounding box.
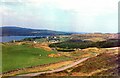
top-left (16, 57), bottom-right (89, 77)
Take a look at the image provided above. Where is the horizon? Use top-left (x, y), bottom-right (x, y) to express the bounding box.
top-left (0, 0), bottom-right (119, 33)
top-left (1, 26), bottom-right (119, 34)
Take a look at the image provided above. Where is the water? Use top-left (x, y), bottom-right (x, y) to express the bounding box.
top-left (0, 36), bottom-right (41, 42)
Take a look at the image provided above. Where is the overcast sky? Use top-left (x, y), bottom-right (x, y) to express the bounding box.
top-left (0, 0), bottom-right (119, 33)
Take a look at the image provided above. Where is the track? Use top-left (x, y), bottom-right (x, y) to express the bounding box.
top-left (16, 57), bottom-right (89, 77)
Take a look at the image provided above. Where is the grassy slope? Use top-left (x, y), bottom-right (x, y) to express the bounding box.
top-left (71, 53), bottom-right (118, 75)
top-left (37, 52), bottom-right (118, 76)
top-left (2, 44), bottom-right (69, 72)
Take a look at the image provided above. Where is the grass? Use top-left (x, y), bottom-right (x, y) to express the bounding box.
top-left (37, 52), bottom-right (118, 76)
top-left (71, 53), bottom-right (117, 73)
top-left (2, 44), bottom-right (69, 72)
top-left (70, 53), bottom-right (118, 76)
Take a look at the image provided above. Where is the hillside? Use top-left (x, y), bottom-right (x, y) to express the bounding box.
top-left (0, 26), bottom-right (71, 36)
top-left (36, 49), bottom-right (118, 77)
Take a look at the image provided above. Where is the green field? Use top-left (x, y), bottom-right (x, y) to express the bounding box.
top-left (2, 44), bottom-right (69, 72)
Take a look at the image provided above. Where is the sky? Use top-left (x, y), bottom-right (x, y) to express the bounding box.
top-left (0, 0), bottom-right (120, 33)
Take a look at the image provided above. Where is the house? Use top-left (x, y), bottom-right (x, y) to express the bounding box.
top-left (33, 41), bottom-right (37, 43)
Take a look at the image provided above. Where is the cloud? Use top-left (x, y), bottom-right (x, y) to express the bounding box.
top-left (1, 0), bottom-right (119, 32)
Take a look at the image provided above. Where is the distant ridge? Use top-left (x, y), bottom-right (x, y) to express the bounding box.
top-left (0, 26), bottom-right (72, 36)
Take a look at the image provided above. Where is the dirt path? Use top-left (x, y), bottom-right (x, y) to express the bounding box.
top-left (16, 57), bottom-right (89, 77)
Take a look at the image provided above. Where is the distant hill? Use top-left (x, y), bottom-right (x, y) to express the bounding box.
top-left (0, 26), bottom-right (72, 36)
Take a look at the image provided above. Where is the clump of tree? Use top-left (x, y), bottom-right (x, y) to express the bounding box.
top-left (49, 40), bottom-right (94, 49)
top-left (56, 48), bottom-right (75, 52)
top-left (49, 39), bottom-right (120, 49)
top-left (22, 37), bottom-right (45, 41)
top-left (95, 39), bottom-right (120, 48)
top-left (22, 38), bottom-right (34, 41)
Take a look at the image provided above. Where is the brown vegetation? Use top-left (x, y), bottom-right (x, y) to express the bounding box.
top-left (48, 53), bottom-right (62, 57)
top-left (36, 49), bottom-right (118, 76)
top-left (33, 43), bottom-right (52, 51)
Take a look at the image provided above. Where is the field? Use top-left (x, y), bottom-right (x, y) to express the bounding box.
top-left (2, 43), bottom-right (69, 72)
top-left (1, 33), bottom-right (120, 77)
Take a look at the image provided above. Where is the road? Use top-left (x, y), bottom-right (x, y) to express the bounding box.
top-left (15, 57), bottom-right (89, 77)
